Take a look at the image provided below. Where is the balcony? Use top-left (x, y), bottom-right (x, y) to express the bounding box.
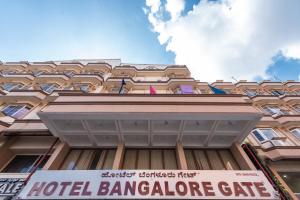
top-left (3, 119), bottom-right (49, 135)
top-left (281, 95), bottom-right (300, 105)
top-left (38, 94), bottom-right (262, 148)
top-left (0, 91), bottom-right (46, 105)
top-left (251, 95), bottom-right (282, 104)
top-left (0, 74), bottom-right (34, 84)
top-left (70, 74), bottom-right (103, 85)
top-left (34, 74), bottom-right (69, 85)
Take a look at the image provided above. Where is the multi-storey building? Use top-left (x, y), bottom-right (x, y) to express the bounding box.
top-left (0, 59), bottom-right (299, 199)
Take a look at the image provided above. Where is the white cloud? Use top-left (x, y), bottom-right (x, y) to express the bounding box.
top-left (145, 0), bottom-right (161, 13)
top-left (144, 0), bottom-right (300, 81)
top-left (165, 0), bottom-right (185, 21)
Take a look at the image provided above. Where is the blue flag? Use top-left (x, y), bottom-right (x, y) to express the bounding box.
top-left (208, 85), bottom-right (227, 94)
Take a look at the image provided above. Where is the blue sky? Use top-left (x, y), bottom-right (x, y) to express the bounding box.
top-left (1, 0), bottom-right (300, 81)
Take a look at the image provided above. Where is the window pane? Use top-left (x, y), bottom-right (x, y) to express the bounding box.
top-left (11, 107), bottom-right (30, 119)
top-left (252, 130), bottom-right (266, 142)
top-left (245, 90), bottom-right (256, 97)
top-left (279, 172), bottom-right (300, 193)
top-left (2, 105), bottom-right (29, 119)
top-left (261, 129), bottom-right (277, 140)
top-left (40, 84), bottom-right (58, 93)
top-left (292, 129), bottom-right (300, 139)
top-left (3, 155), bottom-right (39, 173)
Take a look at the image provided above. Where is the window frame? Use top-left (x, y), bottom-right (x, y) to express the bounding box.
top-left (1, 154), bottom-right (50, 173)
top-left (2, 83), bottom-right (24, 92)
top-left (251, 128), bottom-right (279, 143)
top-left (262, 105), bottom-right (288, 116)
top-left (1, 104), bottom-right (32, 119)
top-left (291, 128), bottom-right (300, 140)
top-left (244, 89), bottom-right (257, 97)
top-left (270, 90), bottom-right (285, 96)
top-left (40, 83), bottom-right (59, 94)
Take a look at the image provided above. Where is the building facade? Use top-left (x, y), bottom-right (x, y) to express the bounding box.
top-left (0, 59), bottom-right (299, 199)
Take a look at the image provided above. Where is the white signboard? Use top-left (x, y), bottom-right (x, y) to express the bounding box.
top-left (18, 170), bottom-right (279, 199)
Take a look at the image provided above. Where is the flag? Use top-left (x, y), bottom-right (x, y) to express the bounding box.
top-left (118, 78), bottom-right (126, 94)
top-left (150, 85), bottom-right (156, 95)
top-left (180, 85), bottom-right (194, 94)
top-left (208, 84), bottom-right (227, 94)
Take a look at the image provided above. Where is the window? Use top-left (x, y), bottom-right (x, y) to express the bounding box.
top-left (223, 89), bottom-right (232, 94)
top-left (294, 105), bottom-right (300, 113)
top-left (263, 105), bottom-right (288, 116)
top-left (94, 71), bottom-right (104, 76)
top-left (293, 90), bottom-right (300, 95)
top-left (179, 85), bottom-right (194, 94)
top-left (64, 70), bottom-right (76, 77)
top-left (32, 71), bottom-right (44, 76)
top-left (2, 105), bottom-right (31, 119)
top-left (3, 155), bottom-right (50, 173)
top-left (279, 172), bottom-right (300, 193)
top-left (252, 128), bottom-right (279, 143)
top-left (291, 129), bottom-right (300, 139)
top-left (75, 84), bottom-right (90, 93)
top-left (271, 90), bottom-right (285, 96)
top-left (40, 83), bottom-right (59, 94)
top-left (60, 149), bottom-right (116, 170)
top-left (2, 83), bottom-right (24, 91)
top-left (1, 70), bottom-right (15, 75)
top-left (244, 90), bottom-right (257, 97)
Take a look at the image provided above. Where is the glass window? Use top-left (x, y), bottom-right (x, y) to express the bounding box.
top-left (40, 83), bottom-right (59, 94)
top-left (223, 89), bottom-right (232, 94)
top-left (263, 105), bottom-right (288, 115)
top-left (271, 90), bottom-right (285, 96)
top-left (60, 149), bottom-right (116, 170)
top-left (64, 70), bottom-right (76, 77)
top-left (75, 84), bottom-right (90, 93)
top-left (294, 90), bottom-right (300, 95)
top-left (279, 172), bottom-right (300, 193)
top-left (3, 155), bottom-right (50, 173)
top-left (294, 105), bottom-right (300, 113)
top-left (1, 71), bottom-right (15, 75)
top-left (179, 85), bottom-right (194, 94)
top-left (2, 83), bottom-right (24, 91)
top-left (32, 71), bottom-right (44, 76)
top-left (2, 105), bottom-right (31, 119)
top-left (252, 128), bottom-right (279, 143)
top-left (244, 90), bottom-right (257, 97)
top-left (252, 130), bottom-right (267, 142)
top-left (291, 129), bottom-right (300, 139)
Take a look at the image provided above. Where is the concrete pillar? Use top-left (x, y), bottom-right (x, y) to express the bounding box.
top-left (0, 137), bottom-right (16, 171)
top-left (230, 143), bottom-right (256, 170)
top-left (43, 141), bottom-right (70, 170)
top-left (176, 142), bottom-right (188, 170)
top-left (112, 143), bottom-right (125, 170)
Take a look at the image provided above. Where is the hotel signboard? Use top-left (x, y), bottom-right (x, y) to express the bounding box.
top-left (18, 170), bottom-right (279, 199)
top-left (0, 175), bottom-right (25, 200)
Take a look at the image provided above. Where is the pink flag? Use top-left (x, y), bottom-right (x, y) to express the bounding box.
top-left (150, 86), bottom-right (156, 95)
